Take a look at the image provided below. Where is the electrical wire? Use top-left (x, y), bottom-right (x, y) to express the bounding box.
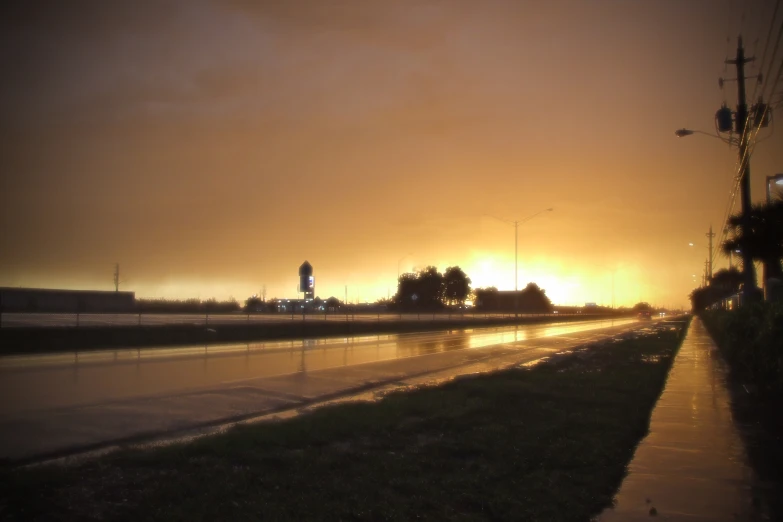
top-left (713, 64), bottom-right (783, 270)
top-left (748, 0), bottom-right (781, 104)
top-left (711, 11), bottom-right (783, 270)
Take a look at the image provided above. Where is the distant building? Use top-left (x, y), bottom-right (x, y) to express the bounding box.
top-left (0, 287), bottom-right (135, 313)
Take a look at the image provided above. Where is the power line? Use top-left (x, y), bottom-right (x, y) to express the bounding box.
top-left (712, 12), bottom-right (783, 268)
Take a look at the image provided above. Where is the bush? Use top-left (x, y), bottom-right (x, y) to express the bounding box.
top-left (702, 302), bottom-right (783, 395)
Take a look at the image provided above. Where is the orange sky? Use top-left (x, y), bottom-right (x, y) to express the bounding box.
top-left (1, 0), bottom-right (782, 309)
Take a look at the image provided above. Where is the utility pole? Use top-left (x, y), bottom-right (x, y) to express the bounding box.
top-left (704, 259), bottom-right (710, 288)
top-left (725, 36), bottom-right (758, 298)
top-left (706, 225), bottom-right (715, 281)
top-left (113, 263), bottom-right (120, 292)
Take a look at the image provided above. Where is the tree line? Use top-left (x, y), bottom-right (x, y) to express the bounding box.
top-left (690, 197), bottom-right (783, 310)
top-left (136, 298), bottom-right (241, 314)
top-left (393, 266), bottom-right (471, 310)
top-left (391, 266), bottom-right (553, 312)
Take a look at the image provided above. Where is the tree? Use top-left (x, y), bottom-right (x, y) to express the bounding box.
top-left (416, 266), bottom-right (445, 309)
top-left (518, 283), bottom-right (553, 312)
top-left (723, 200), bottom-right (783, 284)
top-left (632, 302), bottom-right (652, 312)
top-left (473, 287), bottom-right (499, 309)
top-left (394, 272), bottom-right (420, 310)
top-left (688, 268), bottom-right (743, 312)
top-left (473, 284), bottom-right (552, 312)
top-left (393, 266), bottom-right (447, 311)
top-left (443, 266), bottom-right (472, 306)
top-left (245, 296), bottom-right (263, 312)
top-left (710, 268), bottom-right (742, 294)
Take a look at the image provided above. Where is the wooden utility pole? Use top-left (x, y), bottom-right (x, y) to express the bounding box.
top-left (706, 225), bottom-right (715, 281)
top-left (725, 37), bottom-right (758, 297)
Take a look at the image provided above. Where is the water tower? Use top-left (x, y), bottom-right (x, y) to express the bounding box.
top-left (299, 261), bottom-right (314, 300)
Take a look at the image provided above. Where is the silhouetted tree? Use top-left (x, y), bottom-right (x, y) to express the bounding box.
top-left (245, 296), bottom-right (263, 312)
top-left (688, 268), bottom-right (744, 312)
top-left (710, 268), bottom-right (742, 294)
top-left (443, 266), bottom-right (471, 306)
top-left (393, 266), bottom-right (446, 310)
top-left (416, 266), bottom-right (445, 309)
top-left (473, 287), bottom-right (499, 309)
top-left (136, 297), bottom-right (241, 314)
top-left (395, 272), bottom-right (420, 310)
top-left (518, 283), bottom-right (553, 312)
top-left (723, 200), bottom-right (783, 283)
top-left (474, 284), bottom-right (552, 312)
top-left (689, 286), bottom-right (719, 311)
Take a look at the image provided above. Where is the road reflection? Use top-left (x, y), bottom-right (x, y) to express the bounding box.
top-left (0, 319), bottom-right (634, 416)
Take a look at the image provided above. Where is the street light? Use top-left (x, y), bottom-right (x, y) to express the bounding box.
top-left (675, 128), bottom-right (736, 145)
top-left (766, 174), bottom-right (783, 204)
top-left (486, 208), bottom-right (553, 317)
top-left (675, 124), bottom-right (758, 300)
top-left (688, 239), bottom-right (716, 287)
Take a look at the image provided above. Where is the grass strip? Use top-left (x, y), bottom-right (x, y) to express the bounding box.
top-left (1, 320), bottom-right (688, 522)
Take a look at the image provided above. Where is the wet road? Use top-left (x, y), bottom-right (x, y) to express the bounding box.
top-left (1, 311), bottom-right (579, 328)
top-left (0, 318), bottom-right (647, 462)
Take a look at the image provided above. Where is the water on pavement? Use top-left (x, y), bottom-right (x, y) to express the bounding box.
top-left (0, 318), bottom-right (643, 462)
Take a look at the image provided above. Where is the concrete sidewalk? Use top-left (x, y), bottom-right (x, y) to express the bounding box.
top-left (599, 317), bottom-right (767, 521)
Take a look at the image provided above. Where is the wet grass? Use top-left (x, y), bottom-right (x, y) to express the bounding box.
top-left (0, 321), bottom-right (688, 522)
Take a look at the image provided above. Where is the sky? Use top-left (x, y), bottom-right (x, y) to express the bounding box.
top-left (1, 0), bottom-right (782, 309)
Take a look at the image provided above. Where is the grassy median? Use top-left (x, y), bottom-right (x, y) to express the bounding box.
top-left (1, 320), bottom-right (688, 522)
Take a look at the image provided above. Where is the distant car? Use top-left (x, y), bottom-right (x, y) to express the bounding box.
top-left (638, 311), bottom-right (652, 320)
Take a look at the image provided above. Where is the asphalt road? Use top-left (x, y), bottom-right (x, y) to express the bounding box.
top-left (0, 311), bottom-right (580, 328)
top-left (0, 317), bottom-right (651, 462)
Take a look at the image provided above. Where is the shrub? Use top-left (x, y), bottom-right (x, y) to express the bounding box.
top-left (702, 302), bottom-right (783, 395)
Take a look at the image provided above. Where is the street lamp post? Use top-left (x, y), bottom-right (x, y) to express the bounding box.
top-left (766, 174), bottom-right (783, 204)
top-left (676, 122), bottom-right (759, 297)
top-left (676, 36), bottom-right (769, 302)
top-left (674, 128), bottom-right (737, 145)
top-left (487, 208), bottom-right (553, 318)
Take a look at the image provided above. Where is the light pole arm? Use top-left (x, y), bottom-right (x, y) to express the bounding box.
top-left (675, 128), bottom-right (736, 146)
top-left (520, 208), bottom-right (554, 224)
